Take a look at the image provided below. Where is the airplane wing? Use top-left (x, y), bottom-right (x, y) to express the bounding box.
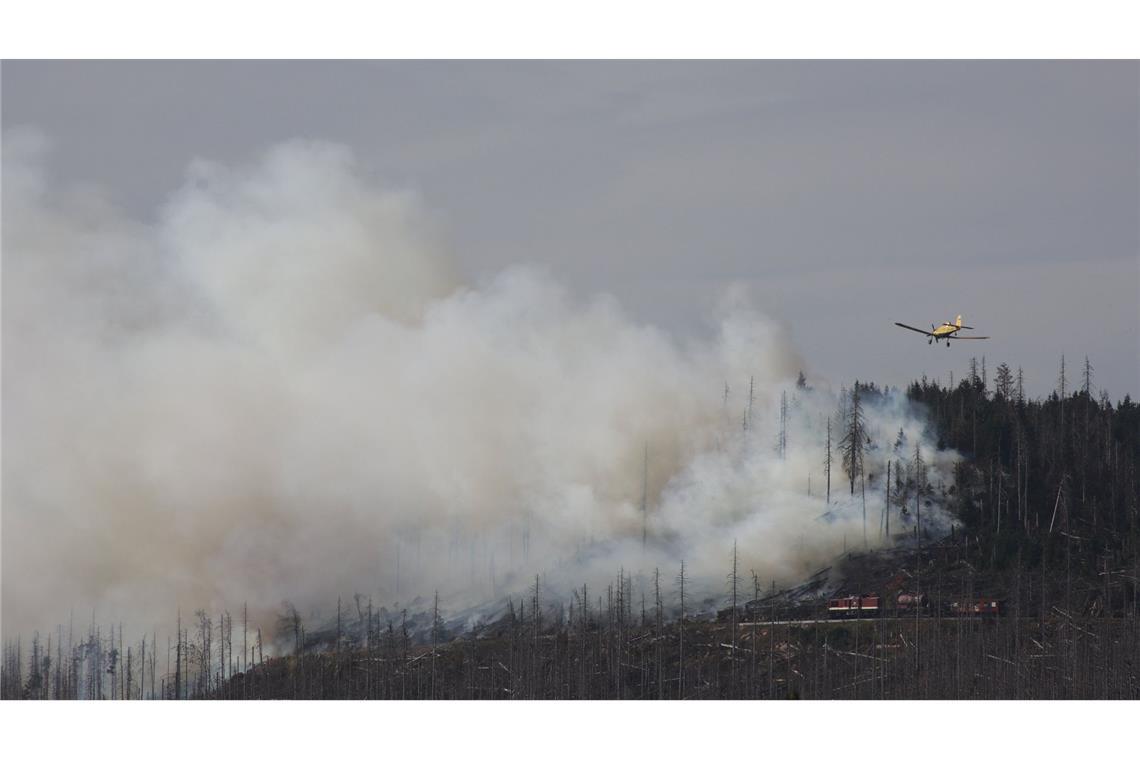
top-left (894, 322), bottom-right (935, 337)
top-left (948, 335), bottom-right (990, 340)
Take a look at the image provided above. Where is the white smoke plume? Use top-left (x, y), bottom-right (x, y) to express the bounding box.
top-left (2, 133), bottom-right (959, 640)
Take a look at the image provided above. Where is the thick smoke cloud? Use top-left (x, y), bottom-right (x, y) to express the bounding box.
top-left (2, 134), bottom-right (958, 639)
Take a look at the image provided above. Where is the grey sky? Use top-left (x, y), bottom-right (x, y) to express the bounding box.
top-left (3, 60), bottom-right (1138, 397)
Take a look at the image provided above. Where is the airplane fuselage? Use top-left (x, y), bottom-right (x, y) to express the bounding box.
top-left (894, 315), bottom-right (987, 346)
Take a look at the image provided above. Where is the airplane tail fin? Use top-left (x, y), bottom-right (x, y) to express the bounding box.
top-left (956, 315), bottom-right (962, 327)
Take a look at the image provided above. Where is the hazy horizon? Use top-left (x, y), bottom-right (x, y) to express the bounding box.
top-left (3, 61), bottom-right (1137, 398)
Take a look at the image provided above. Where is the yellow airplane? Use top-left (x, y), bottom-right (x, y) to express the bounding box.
top-left (894, 315), bottom-right (990, 347)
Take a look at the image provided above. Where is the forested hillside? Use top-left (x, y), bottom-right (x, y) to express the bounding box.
top-left (3, 357), bottom-right (1137, 700)
top-left (905, 355), bottom-right (1139, 597)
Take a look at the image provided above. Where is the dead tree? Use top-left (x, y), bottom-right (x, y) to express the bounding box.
top-left (913, 443), bottom-right (927, 541)
top-left (839, 384), bottom-right (867, 496)
top-left (747, 375), bottom-right (755, 431)
top-left (840, 384), bottom-right (870, 546)
top-left (778, 390), bottom-right (787, 459)
top-left (431, 591), bottom-right (440, 698)
top-left (676, 560), bottom-right (686, 698)
top-left (654, 567), bottom-right (663, 699)
top-left (242, 603), bottom-right (248, 675)
top-left (824, 416), bottom-right (833, 504)
top-left (885, 460), bottom-right (891, 539)
top-left (174, 610), bottom-right (182, 700)
top-left (728, 541), bottom-right (740, 695)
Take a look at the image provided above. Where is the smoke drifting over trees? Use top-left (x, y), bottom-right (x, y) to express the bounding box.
top-left (3, 134), bottom-right (958, 641)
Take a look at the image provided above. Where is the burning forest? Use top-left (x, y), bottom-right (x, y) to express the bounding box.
top-left (3, 136), bottom-right (1139, 701)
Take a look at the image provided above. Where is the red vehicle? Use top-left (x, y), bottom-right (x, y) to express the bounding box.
top-left (950, 598), bottom-right (1003, 616)
top-left (828, 594), bottom-right (881, 618)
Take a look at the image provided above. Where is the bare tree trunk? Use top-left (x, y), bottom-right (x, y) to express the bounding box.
top-left (729, 541), bottom-right (739, 697)
top-left (677, 561), bottom-right (685, 699)
top-left (174, 610), bottom-right (181, 701)
top-left (886, 460), bottom-right (891, 539)
top-left (825, 417), bottom-right (832, 504)
top-left (654, 568), bottom-right (662, 699)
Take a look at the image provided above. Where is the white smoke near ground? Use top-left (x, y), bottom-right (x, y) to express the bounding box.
top-left (1, 133), bottom-right (960, 642)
